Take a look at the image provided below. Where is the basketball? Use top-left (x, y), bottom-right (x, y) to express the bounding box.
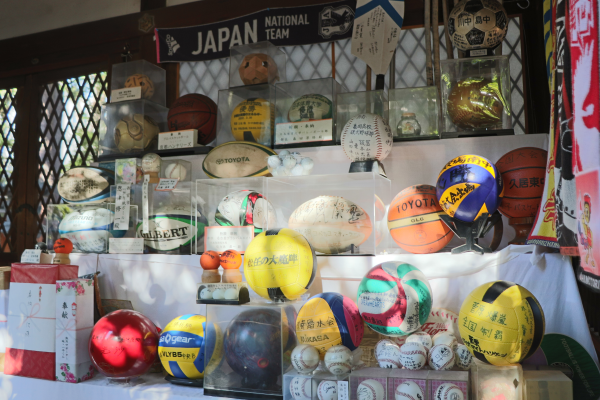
top-left (243, 228), bottom-right (317, 301)
top-left (124, 74), bottom-right (155, 99)
top-left (495, 147), bottom-right (548, 218)
top-left (357, 262), bottom-right (432, 337)
top-left (388, 185), bottom-right (454, 254)
top-left (168, 94), bottom-right (217, 145)
top-left (220, 249), bottom-right (242, 270)
top-left (458, 281), bottom-right (545, 365)
top-left (230, 98), bottom-right (273, 142)
top-left (158, 314), bottom-right (207, 380)
top-left (296, 292), bottom-right (364, 357)
top-left (200, 250), bottom-right (220, 270)
top-left (436, 154), bottom-right (503, 222)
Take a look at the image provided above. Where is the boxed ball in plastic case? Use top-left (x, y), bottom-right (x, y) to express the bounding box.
top-left (349, 367), bottom-right (390, 400)
top-left (388, 369), bottom-right (429, 400)
top-left (440, 55), bottom-right (512, 138)
top-left (115, 158), bottom-right (143, 184)
top-left (471, 360), bottom-right (522, 400)
top-left (203, 302), bottom-right (303, 400)
top-left (197, 282), bottom-right (250, 304)
top-left (161, 159), bottom-right (192, 182)
top-left (229, 41), bottom-right (287, 88)
top-left (275, 78), bottom-right (346, 148)
top-left (46, 203), bottom-right (138, 253)
top-left (266, 171), bottom-right (391, 256)
top-left (336, 90), bottom-right (388, 144)
top-left (389, 86), bottom-right (440, 142)
top-left (427, 371), bottom-right (469, 400)
top-left (98, 99), bottom-right (169, 159)
top-left (284, 370), bottom-right (349, 400)
top-left (110, 60), bottom-right (166, 106)
top-left (523, 370), bottom-right (572, 400)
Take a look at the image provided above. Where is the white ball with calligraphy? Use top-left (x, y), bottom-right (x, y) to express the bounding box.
top-left (455, 344), bottom-right (473, 370)
top-left (291, 344), bottom-right (320, 374)
top-left (374, 339), bottom-right (402, 368)
top-left (290, 376), bottom-right (317, 400)
top-left (357, 379), bottom-right (385, 400)
top-left (428, 344), bottom-right (455, 370)
top-left (434, 383), bottom-right (464, 400)
top-left (317, 380), bottom-right (338, 400)
top-left (399, 342), bottom-right (427, 370)
top-left (432, 331), bottom-right (458, 350)
top-left (324, 345), bottom-right (352, 375)
top-left (395, 381), bottom-right (424, 400)
top-left (405, 331), bottom-right (433, 351)
top-left (341, 113), bottom-right (393, 162)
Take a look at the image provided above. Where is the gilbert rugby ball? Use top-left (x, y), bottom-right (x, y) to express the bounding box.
top-left (288, 195), bottom-right (373, 254)
top-left (57, 167), bottom-right (115, 203)
top-left (136, 206), bottom-right (208, 253)
top-left (202, 141), bottom-right (276, 179)
top-left (58, 208), bottom-right (125, 253)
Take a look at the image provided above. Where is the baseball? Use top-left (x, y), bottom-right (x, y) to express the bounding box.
top-left (434, 383), bottom-right (464, 400)
top-left (405, 331), bottom-right (433, 351)
top-left (142, 152), bottom-right (161, 173)
top-left (200, 287), bottom-right (213, 299)
top-left (317, 380), bottom-right (338, 400)
top-left (374, 339), bottom-right (402, 368)
top-left (395, 381), bottom-right (424, 400)
top-left (455, 344), bottom-right (473, 370)
top-left (357, 379), bottom-right (385, 400)
top-left (165, 162), bottom-right (187, 180)
top-left (290, 376), bottom-right (317, 400)
top-left (340, 113), bottom-right (393, 162)
top-left (324, 345), bottom-right (352, 375)
top-left (291, 344), bottom-right (320, 374)
top-left (428, 344), bottom-right (455, 370)
top-left (399, 342), bottom-right (427, 370)
top-left (432, 331), bottom-right (458, 350)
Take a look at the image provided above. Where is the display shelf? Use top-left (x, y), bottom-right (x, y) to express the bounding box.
top-left (97, 143), bottom-right (213, 162)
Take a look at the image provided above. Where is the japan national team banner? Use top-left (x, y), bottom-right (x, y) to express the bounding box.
top-left (155, 0), bottom-right (355, 63)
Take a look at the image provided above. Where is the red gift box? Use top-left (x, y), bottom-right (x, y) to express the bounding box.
top-left (5, 263), bottom-right (78, 380)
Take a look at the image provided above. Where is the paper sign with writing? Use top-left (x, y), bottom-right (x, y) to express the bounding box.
top-left (338, 381), bottom-right (349, 400)
top-left (204, 226), bottom-right (254, 254)
top-left (142, 174), bottom-right (150, 234)
top-left (113, 184), bottom-right (131, 230)
top-left (276, 119), bottom-right (333, 144)
top-left (111, 87), bottom-right (142, 102)
top-left (158, 129), bottom-right (198, 150)
top-left (155, 178), bottom-right (179, 191)
top-left (109, 238), bottom-right (144, 254)
top-left (21, 249), bottom-right (41, 264)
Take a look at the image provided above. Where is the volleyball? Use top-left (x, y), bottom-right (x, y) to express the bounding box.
top-left (230, 98), bottom-right (273, 142)
top-left (243, 228), bottom-right (317, 301)
top-left (288, 94), bottom-right (333, 122)
top-left (388, 184), bottom-right (454, 253)
top-left (458, 280), bottom-right (545, 365)
top-left (357, 262), bottom-right (432, 337)
top-left (296, 292), bottom-right (364, 357)
top-left (215, 189), bottom-right (276, 234)
top-left (158, 314), bottom-right (208, 380)
top-left (436, 154), bottom-right (503, 222)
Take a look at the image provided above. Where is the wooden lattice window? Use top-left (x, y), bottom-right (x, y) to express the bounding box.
top-left (0, 88), bottom-right (18, 253)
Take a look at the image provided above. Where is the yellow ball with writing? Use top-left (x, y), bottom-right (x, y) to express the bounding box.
top-left (230, 98), bottom-right (273, 142)
top-left (458, 281), bottom-right (545, 366)
top-left (243, 228), bottom-right (317, 301)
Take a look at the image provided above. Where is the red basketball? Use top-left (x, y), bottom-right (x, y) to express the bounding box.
top-left (168, 93), bottom-right (217, 145)
top-left (387, 184), bottom-right (454, 254)
top-left (495, 147), bottom-right (548, 218)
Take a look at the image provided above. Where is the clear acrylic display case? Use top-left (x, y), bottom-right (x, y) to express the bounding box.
top-left (98, 99), bottom-right (169, 160)
top-left (387, 370), bottom-right (429, 400)
top-left (523, 370), bottom-right (572, 400)
top-left (115, 158), bottom-right (143, 184)
top-left (350, 368), bottom-right (391, 400)
top-left (266, 172), bottom-right (391, 256)
top-left (389, 86), bottom-right (440, 142)
top-left (195, 177), bottom-right (272, 254)
top-left (336, 90), bottom-right (389, 143)
top-left (472, 360), bottom-right (522, 400)
top-left (427, 371), bottom-right (469, 400)
top-left (440, 56), bottom-right (513, 138)
top-left (110, 60), bottom-right (166, 106)
top-left (216, 84), bottom-right (276, 147)
top-left (161, 159), bottom-right (192, 182)
top-left (47, 203), bottom-right (138, 254)
top-left (229, 41), bottom-right (287, 88)
top-left (275, 78), bottom-right (346, 148)
top-left (203, 302), bottom-right (303, 399)
top-left (284, 370), bottom-right (349, 400)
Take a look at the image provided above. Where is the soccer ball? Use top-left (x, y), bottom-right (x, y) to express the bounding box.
top-left (448, 0), bottom-right (508, 52)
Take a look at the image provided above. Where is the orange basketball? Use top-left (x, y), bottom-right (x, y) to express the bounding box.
top-left (387, 184), bottom-right (453, 254)
top-left (495, 147), bottom-right (547, 218)
top-left (200, 250), bottom-right (221, 270)
top-left (54, 238), bottom-right (73, 254)
top-left (220, 249), bottom-right (242, 270)
top-left (168, 94), bottom-right (217, 145)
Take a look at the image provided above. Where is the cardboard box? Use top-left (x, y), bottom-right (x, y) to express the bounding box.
top-left (524, 370), bottom-right (573, 400)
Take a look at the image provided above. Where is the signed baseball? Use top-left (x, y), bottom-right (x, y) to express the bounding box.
top-left (142, 152), bottom-right (161, 173)
top-left (340, 113), bottom-right (393, 162)
top-left (455, 344), bottom-right (473, 370)
top-left (165, 161), bottom-right (188, 180)
top-left (395, 381), bottom-right (424, 400)
top-left (357, 379), bottom-right (385, 400)
top-left (434, 383), bottom-right (464, 400)
top-left (374, 339), bottom-right (402, 368)
top-left (405, 331), bottom-right (433, 351)
top-left (317, 380), bottom-right (338, 400)
top-left (399, 342), bottom-right (427, 370)
top-left (324, 345), bottom-right (352, 375)
top-left (291, 344), bottom-right (320, 374)
top-left (290, 376), bottom-right (317, 400)
top-left (428, 344), bottom-right (455, 370)
top-left (432, 331), bottom-right (458, 350)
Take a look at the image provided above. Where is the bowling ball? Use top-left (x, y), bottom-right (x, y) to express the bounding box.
top-left (89, 310), bottom-right (159, 378)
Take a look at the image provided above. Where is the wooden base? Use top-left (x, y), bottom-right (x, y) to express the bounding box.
top-left (52, 253), bottom-right (71, 264)
top-left (201, 270), bottom-right (221, 283)
top-left (508, 217), bottom-right (534, 245)
top-left (222, 269), bottom-right (242, 283)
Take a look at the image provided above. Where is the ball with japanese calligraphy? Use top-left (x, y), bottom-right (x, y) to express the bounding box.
top-left (436, 154), bottom-right (503, 223)
top-left (458, 280), bottom-right (545, 366)
top-left (290, 376), bottom-right (317, 400)
top-left (296, 292), bottom-right (364, 358)
top-left (448, 0), bottom-right (508, 52)
top-left (357, 262), bottom-right (432, 337)
top-left (243, 228), bottom-right (317, 301)
top-left (291, 344), bottom-right (320, 373)
top-left (340, 113), bottom-right (393, 162)
top-left (230, 98), bottom-right (273, 142)
top-left (288, 94), bottom-right (333, 122)
top-left (158, 314), bottom-right (208, 380)
top-left (215, 189), bottom-right (276, 235)
top-left (374, 339), bottom-right (402, 368)
top-left (428, 344), bottom-right (455, 370)
top-left (400, 342), bottom-right (427, 370)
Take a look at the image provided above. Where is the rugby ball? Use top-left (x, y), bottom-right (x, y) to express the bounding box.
top-left (57, 167), bottom-right (115, 204)
top-left (288, 195), bottom-right (373, 254)
top-left (288, 94), bottom-right (333, 122)
top-left (58, 208), bottom-right (124, 253)
top-left (202, 141), bottom-right (276, 179)
top-left (136, 206), bottom-right (208, 253)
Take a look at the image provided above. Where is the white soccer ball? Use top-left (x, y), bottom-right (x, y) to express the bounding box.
top-left (374, 339), bottom-right (402, 368)
top-left (142, 152), bottom-right (162, 173)
top-left (164, 162), bottom-right (188, 181)
top-left (290, 376), bottom-right (317, 400)
top-left (405, 331), bottom-right (433, 351)
top-left (428, 344), bottom-right (455, 370)
top-left (340, 113), bottom-right (393, 162)
top-left (224, 288), bottom-right (238, 299)
top-left (432, 331), bottom-right (458, 350)
top-left (200, 287), bottom-right (213, 299)
top-left (395, 381), bottom-right (424, 400)
top-left (455, 344), bottom-right (473, 370)
top-left (400, 342), bottom-right (427, 370)
top-left (357, 379), bottom-right (385, 400)
top-left (317, 380), bottom-right (338, 400)
top-left (324, 345), bottom-right (352, 375)
top-left (291, 344), bottom-right (320, 374)
top-left (212, 289), bottom-right (224, 299)
top-left (434, 383), bottom-right (464, 400)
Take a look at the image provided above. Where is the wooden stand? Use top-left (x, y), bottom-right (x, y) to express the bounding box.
top-left (222, 269), bottom-right (242, 283)
top-left (201, 270), bottom-right (221, 283)
top-left (508, 217), bottom-right (534, 245)
top-left (52, 253), bottom-right (71, 264)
